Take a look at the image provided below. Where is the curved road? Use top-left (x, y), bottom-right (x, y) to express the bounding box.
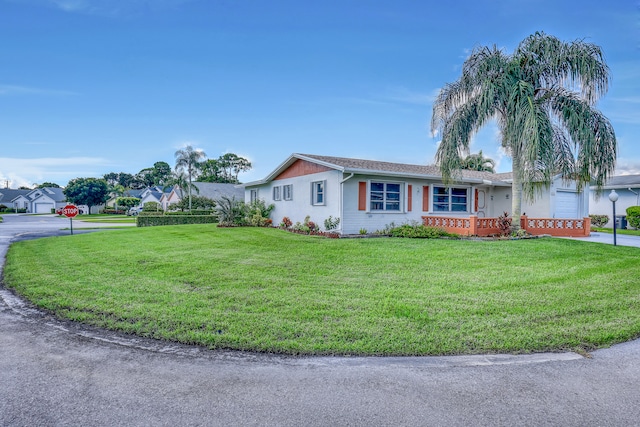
top-left (1, 214), bottom-right (640, 426)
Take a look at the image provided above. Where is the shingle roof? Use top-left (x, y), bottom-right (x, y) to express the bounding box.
top-left (595, 174), bottom-right (640, 188)
top-left (192, 182), bottom-right (244, 200)
top-left (296, 154), bottom-right (511, 183)
top-left (0, 189), bottom-right (31, 203)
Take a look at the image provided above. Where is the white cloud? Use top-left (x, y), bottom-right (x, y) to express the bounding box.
top-left (0, 157), bottom-right (109, 188)
top-left (615, 159), bottom-right (640, 175)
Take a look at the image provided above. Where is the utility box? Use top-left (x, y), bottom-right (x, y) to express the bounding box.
top-left (615, 215), bottom-right (627, 229)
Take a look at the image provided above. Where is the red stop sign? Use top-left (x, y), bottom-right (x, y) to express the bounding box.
top-left (62, 204), bottom-right (79, 218)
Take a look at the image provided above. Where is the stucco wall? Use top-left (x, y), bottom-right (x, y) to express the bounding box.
top-left (590, 188), bottom-right (640, 227)
top-left (247, 170), bottom-right (342, 230)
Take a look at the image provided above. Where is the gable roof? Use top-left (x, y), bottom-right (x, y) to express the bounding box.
top-left (248, 153), bottom-right (512, 187)
top-left (28, 187), bottom-right (66, 202)
top-left (0, 189), bottom-right (31, 203)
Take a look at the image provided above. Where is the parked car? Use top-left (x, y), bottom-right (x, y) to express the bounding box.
top-left (127, 207), bottom-right (142, 216)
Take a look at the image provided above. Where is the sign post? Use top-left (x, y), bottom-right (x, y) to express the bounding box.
top-left (62, 204), bottom-right (79, 234)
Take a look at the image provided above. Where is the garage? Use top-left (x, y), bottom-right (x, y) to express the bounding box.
top-left (34, 203), bottom-right (54, 214)
top-left (555, 191), bottom-right (579, 218)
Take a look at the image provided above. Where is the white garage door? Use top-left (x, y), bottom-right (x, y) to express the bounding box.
top-left (35, 203), bottom-right (54, 213)
top-left (555, 191), bottom-right (579, 218)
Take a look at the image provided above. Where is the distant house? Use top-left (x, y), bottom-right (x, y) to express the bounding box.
top-left (244, 153), bottom-right (590, 236)
top-left (105, 188), bottom-right (145, 210)
top-left (589, 174), bottom-right (640, 228)
top-left (0, 189), bottom-right (31, 210)
top-left (8, 187), bottom-right (67, 214)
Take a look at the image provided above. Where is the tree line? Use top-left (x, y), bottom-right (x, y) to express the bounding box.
top-left (61, 148), bottom-right (250, 214)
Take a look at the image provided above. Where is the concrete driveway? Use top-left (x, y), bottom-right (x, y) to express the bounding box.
top-left (2, 214), bottom-right (640, 426)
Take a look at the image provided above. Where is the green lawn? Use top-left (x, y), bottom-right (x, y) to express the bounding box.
top-left (592, 227), bottom-right (640, 236)
top-left (4, 225), bottom-right (640, 356)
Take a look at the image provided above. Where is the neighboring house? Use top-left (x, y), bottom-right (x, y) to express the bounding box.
top-left (138, 186), bottom-right (168, 209)
top-left (244, 153), bottom-right (590, 236)
top-left (589, 174), bottom-right (640, 228)
top-left (105, 189), bottom-right (145, 209)
top-left (163, 182), bottom-right (244, 210)
top-left (0, 189), bottom-right (31, 210)
top-left (11, 187), bottom-right (67, 214)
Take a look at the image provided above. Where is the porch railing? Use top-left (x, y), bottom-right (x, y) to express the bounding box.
top-left (422, 215), bottom-right (591, 238)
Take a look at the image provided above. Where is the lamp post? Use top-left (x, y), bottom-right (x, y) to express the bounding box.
top-left (609, 189), bottom-right (619, 246)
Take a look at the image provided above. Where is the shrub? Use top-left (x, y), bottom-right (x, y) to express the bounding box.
top-left (216, 196), bottom-right (247, 226)
top-left (0, 204), bottom-right (7, 212)
top-left (280, 217), bottom-right (293, 228)
top-left (497, 212), bottom-right (512, 236)
top-left (389, 223), bottom-right (451, 238)
top-left (246, 199), bottom-right (275, 227)
top-left (116, 197), bottom-right (141, 210)
top-left (142, 202), bottom-right (162, 212)
top-left (323, 216), bottom-right (340, 231)
top-left (589, 214), bottom-right (610, 228)
top-left (626, 206), bottom-right (640, 229)
top-left (137, 215), bottom-right (217, 227)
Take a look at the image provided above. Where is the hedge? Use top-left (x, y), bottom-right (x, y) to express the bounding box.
top-left (136, 215), bottom-right (218, 227)
top-left (626, 206), bottom-right (640, 229)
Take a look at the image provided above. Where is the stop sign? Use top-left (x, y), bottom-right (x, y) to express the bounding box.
top-left (62, 204), bottom-right (79, 218)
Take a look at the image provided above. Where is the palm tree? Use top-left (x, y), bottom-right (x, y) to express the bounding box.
top-left (461, 150), bottom-right (496, 173)
top-left (431, 32), bottom-right (617, 228)
top-left (174, 144), bottom-right (206, 210)
top-left (167, 171), bottom-right (199, 211)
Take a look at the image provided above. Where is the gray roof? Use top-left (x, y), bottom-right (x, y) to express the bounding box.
top-left (594, 174), bottom-right (640, 189)
top-left (191, 182), bottom-right (245, 200)
top-left (248, 153), bottom-right (512, 186)
top-left (33, 187), bottom-right (66, 202)
top-left (0, 189), bottom-right (31, 203)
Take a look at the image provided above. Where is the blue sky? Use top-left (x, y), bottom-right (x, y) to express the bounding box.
top-left (1, 0), bottom-right (638, 188)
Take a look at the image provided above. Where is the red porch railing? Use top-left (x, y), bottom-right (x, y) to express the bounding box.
top-left (421, 215), bottom-right (591, 238)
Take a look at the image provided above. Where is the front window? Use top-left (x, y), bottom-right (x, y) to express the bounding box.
top-left (433, 186), bottom-right (468, 212)
top-left (250, 189), bottom-right (258, 204)
top-left (370, 182), bottom-right (401, 211)
top-left (312, 181), bottom-right (325, 205)
top-left (283, 184), bottom-right (293, 201)
top-left (273, 186), bottom-right (281, 201)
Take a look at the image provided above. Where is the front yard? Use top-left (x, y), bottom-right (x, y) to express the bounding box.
top-left (4, 225), bottom-right (640, 356)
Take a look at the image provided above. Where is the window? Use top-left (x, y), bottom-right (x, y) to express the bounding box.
top-left (433, 186), bottom-right (468, 212)
top-left (273, 186), bottom-right (281, 201)
top-left (250, 189), bottom-right (258, 204)
top-left (283, 184), bottom-right (293, 201)
top-left (312, 181), bottom-right (325, 205)
top-left (370, 182), bottom-right (401, 211)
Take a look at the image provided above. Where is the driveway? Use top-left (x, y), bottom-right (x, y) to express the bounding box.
top-left (1, 214), bottom-right (640, 426)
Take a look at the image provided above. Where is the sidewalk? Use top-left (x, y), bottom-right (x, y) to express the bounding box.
top-left (562, 231), bottom-right (640, 248)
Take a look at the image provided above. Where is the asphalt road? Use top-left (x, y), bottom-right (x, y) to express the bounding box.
top-left (1, 214), bottom-right (640, 426)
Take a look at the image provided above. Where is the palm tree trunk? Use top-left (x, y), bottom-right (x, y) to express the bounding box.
top-left (511, 156), bottom-right (522, 231)
top-left (188, 169), bottom-right (192, 211)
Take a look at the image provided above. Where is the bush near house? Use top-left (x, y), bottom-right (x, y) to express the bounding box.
top-left (589, 214), bottom-right (610, 228)
top-left (626, 206), bottom-right (640, 229)
top-left (389, 223), bottom-right (453, 238)
top-left (137, 215), bottom-right (218, 227)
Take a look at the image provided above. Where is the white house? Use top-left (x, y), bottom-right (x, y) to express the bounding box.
top-left (244, 153), bottom-right (590, 236)
top-left (0, 189), bottom-right (31, 211)
top-left (589, 174), bottom-right (640, 228)
top-left (10, 187), bottom-right (67, 214)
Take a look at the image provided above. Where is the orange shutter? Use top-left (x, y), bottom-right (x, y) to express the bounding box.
top-left (422, 186), bottom-right (430, 211)
top-left (358, 182), bottom-right (366, 211)
top-left (407, 185), bottom-right (413, 211)
top-left (474, 188), bottom-right (479, 212)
